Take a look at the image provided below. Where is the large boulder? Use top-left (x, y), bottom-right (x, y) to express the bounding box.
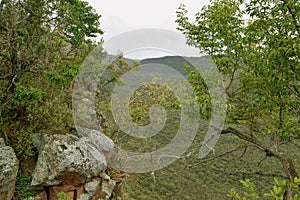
top-left (31, 134), bottom-right (107, 186)
top-left (76, 126), bottom-right (114, 153)
top-left (0, 138), bottom-right (19, 200)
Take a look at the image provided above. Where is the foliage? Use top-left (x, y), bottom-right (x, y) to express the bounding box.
top-left (15, 173), bottom-right (35, 199)
top-left (94, 55), bottom-right (208, 165)
top-left (0, 1), bottom-right (102, 198)
top-left (176, 0), bottom-right (299, 198)
top-left (140, 56), bottom-right (213, 119)
top-left (58, 192), bottom-right (71, 200)
top-left (96, 55), bottom-right (141, 140)
top-left (228, 177), bottom-right (300, 200)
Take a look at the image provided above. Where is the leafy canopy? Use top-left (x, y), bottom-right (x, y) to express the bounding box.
top-left (176, 0), bottom-right (299, 198)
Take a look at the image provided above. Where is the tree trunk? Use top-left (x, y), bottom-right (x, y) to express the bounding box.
top-left (280, 155), bottom-right (297, 200)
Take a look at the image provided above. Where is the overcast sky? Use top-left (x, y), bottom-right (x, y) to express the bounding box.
top-left (85, 0), bottom-right (210, 59)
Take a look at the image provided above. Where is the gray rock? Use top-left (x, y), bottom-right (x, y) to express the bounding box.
top-left (72, 91), bottom-right (100, 130)
top-left (0, 138), bottom-right (6, 147)
top-left (76, 126), bottom-right (114, 153)
top-left (85, 179), bottom-right (100, 195)
top-left (78, 194), bottom-right (90, 200)
top-left (77, 178), bottom-right (101, 200)
top-left (0, 138), bottom-right (19, 200)
top-left (31, 134), bottom-right (107, 186)
top-left (100, 172), bottom-right (111, 180)
top-left (101, 179), bottom-right (116, 200)
top-left (32, 133), bottom-right (46, 153)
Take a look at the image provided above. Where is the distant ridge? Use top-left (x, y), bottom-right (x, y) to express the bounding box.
top-left (106, 54), bottom-right (211, 76)
top-left (140, 55), bottom-right (210, 76)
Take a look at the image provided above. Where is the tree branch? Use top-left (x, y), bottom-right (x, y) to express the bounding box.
top-left (186, 144), bottom-right (252, 168)
top-left (221, 127), bottom-right (298, 183)
top-left (221, 127), bottom-right (268, 152)
top-left (282, 0), bottom-right (300, 31)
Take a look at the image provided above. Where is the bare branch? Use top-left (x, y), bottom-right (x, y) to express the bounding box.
top-left (186, 144), bottom-right (251, 168)
top-left (221, 127), bottom-right (298, 182)
top-left (221, 127), bottom-right (268, 152)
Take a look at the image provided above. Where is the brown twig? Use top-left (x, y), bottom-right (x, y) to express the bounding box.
top-left (186, 144), bottom-right (251, 168)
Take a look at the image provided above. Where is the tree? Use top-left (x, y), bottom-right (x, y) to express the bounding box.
top-left (0, 0), bottom-right (102, 179)
top-left (95, 55), bottom-right (181, 149)
top-left (176, 0), bottom-right (299, 199)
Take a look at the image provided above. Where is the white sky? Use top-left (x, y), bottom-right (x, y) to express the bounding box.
top-left (86, 0), bottom-right (210, 59)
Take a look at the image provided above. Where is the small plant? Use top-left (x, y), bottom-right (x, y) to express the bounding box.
top-left (228, 177), bottom-right (300, 200)
top-left (228, 179), bottom-right (259, 200)
top-left (58, 192), bottom-right (71, 200)
top-left (15, 173), bottom-right (35, 199)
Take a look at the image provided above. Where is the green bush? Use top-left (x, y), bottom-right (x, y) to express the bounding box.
top-left (228, 177), bottom-right (300, 200)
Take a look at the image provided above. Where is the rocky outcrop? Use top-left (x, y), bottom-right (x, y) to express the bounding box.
top-left (31, 133), bottom-right (108, 186)
top-left (0, 138), bottom-right (19, 200)
top-left (44, 173), bottom-right (117, 200)
top-left (31, 132), bottom-right (119, 200)
top-left (75, 126), bottom-right (114, 153)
